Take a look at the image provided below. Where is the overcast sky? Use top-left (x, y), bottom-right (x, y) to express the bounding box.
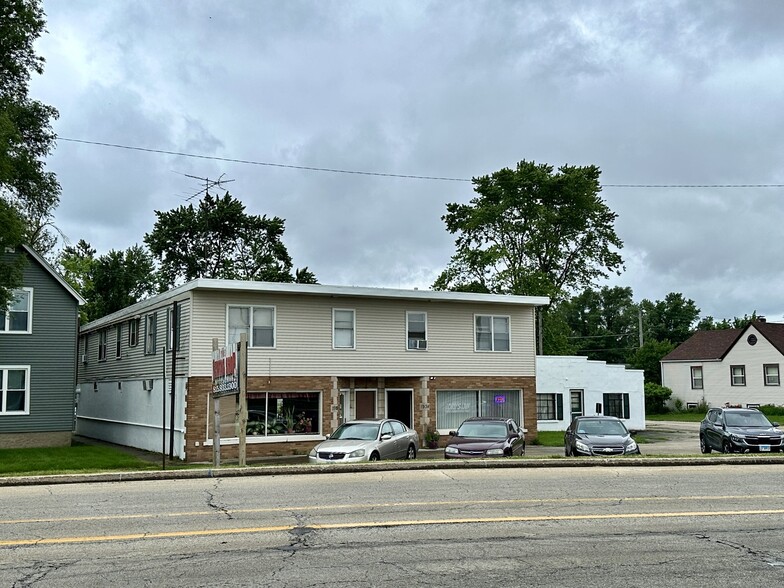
top-left (30, 0), bottom-right (784, 322)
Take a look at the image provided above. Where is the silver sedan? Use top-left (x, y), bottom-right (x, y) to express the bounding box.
top-left (308, 419), bottom-right (419, 463)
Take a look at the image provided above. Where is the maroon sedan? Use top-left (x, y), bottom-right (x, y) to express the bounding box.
top-left (444, 417), bottom-right (526, 458)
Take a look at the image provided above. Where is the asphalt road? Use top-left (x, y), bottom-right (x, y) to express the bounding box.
top-left (2, 463), bottom-right (784, 587)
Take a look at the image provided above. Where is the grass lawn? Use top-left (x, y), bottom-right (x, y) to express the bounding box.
top-left (646, 412), bottom-right (704, 422)
top-left (0, 444), bottom-right (165, 477)
top-left (530, 431), bottom-right (563, 447)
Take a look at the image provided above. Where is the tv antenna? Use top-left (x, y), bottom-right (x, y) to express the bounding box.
top-left (175, 172), bottom-right (235, 201)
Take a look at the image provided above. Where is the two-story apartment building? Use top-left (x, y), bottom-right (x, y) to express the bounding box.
top-left (76, 279), bottom-right (548, 462)
top-left (661, 319), bottom-right (784, 409)
top-left (0, 245), bottom-right (84, 448)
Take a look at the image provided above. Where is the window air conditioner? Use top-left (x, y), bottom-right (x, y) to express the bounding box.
top-left (415, 339), bottom-right (428, 350)
top-left (81, 354), bottom-right (87, 364)
top-left (143, 379), bottom-right (154, 391)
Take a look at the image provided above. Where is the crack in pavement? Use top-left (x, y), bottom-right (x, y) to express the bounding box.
top-left (203, 480), bottom-right (233, 520)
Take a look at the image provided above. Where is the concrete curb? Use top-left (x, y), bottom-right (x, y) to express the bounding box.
top-left (3, 454), bottom-right (784, 487)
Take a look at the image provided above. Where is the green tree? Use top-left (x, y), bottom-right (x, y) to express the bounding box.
top-left (695, 312), bottom-right (758, 331)
top-left (90, 246), bottom-right (157, 320)
top-left (555, 286), bottom-right (638, 364)
top-left (145, 191), bottom-right (314, 288)
top-left (644, 382), bottom-right (673, 415)
top-left (0, 198), bottom-right (27, 310)
top-left (56, 241), bottom-right (156, 322)
top-left (0, 0), bottom-right (61, 256)
top-left (639, 293), bottom-right (700, 346)
top-left (56, 239), bottom-right (96, 322)
top-left (433, 160), bottom-right (623, 301)
top-left (627, 339), bottom-right (676, 384)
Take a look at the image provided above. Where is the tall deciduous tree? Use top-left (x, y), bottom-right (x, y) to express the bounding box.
top-left (0, 0), bottom-right (61, 256)
top-left (555, 286), bottom-right (639, 364)
top-left (639, 293), bottom-right (700, 346)
top-left (0, 198), bottom-right (27, 310)
top-left (57, 241), bottom-right (156, 322)
top-left (434, 160), bottom-right (623, 301)
top-left (144, 191), bottom-right (316, 288)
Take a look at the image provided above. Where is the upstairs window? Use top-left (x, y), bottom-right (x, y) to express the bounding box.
top-left (128, 317), bottom-right (140, 347)
top-left (730, 365), bottom-right (746, 386)
top-left (0, 288), bottom-right (32, 333)
top-left (115, 324), bottom-right (122, 358)
top-left (98, 329), bottom-right (108, 361)
top-left (144, 313), bottom-right (157, 355)
top-left (764, 364), bottom-right (780, 386)
top-left (407, 312), bottom-right (427, 350)
top-left (166, 305), bottom-right (182, 351)
top-left (228, 305), bottom-right (275, 348)
top-left (690, 366), bottom-right (703, 389)
top-left (333, 309), bottom-right (355, 349)
top-left (475, 315), bottom-right (510, 351)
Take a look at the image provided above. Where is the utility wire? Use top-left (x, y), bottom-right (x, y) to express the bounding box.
top-left (59, 137), bottom-right (784, 188)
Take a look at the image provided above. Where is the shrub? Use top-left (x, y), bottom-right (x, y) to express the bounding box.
top-left (759, 404), bottom-right (784, 417)
top-left (644, 382), bottom-right (673, 414)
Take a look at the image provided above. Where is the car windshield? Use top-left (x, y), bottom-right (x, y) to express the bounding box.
top-left (456, 422), bottom-right (508, 439)
top-left (330, 423), bottom-right (380, 441)
top-left (577, 420), bottom-right (628, 436)
top-left (725, 412), bottom-right (772, 427)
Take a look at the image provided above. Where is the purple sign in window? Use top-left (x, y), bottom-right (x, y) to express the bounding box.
top-left (494, 395), bottom-right (506, 404)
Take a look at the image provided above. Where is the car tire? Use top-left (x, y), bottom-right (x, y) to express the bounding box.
top-left (722, 440), bottom-right (734, 454)
top-left (369, 452), bottom-right (380, 462)
top-left (406, 444), bottom-right (416, 460)
top-left (700, 435), bottom-right (711, 454)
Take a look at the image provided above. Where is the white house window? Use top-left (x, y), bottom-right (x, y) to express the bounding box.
top-left (764, 364), bottom-right (780, 386)
top-left (98, 329), bottom-right (108, 361)
top-left (227, 305), bottom-right (275, 348)
top-left (144, 313), bottom-right (157, 355)
top-left (128, 318), bottom-right (139, 347)
top-left (603, 393), bottom-right (630, 419)
top-left (0, 288), bottom-right (32, 333)
top-left (333, 309), bottom-right (355, 349)
top-left (115, 324), bottom-right (122, 358)
top-left (690, 366), bottom-right (703, 389)
top-left (166, 305), bottom-right (182, 351)
top-left (436, 389), bottom-right (521, 430)
top-left (407, 311), bottom-right (427, 350)
top-left (730, 365), bottom-right (746, 386)
top-left (536, 393), bottom-right (563, 421)
top-left (475, 315), bottom-right (510, 351)
top-left (1, 366), bottom-right (29, 414)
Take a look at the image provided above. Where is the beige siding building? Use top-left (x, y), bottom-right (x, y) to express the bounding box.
top-left (77, 279), bottom-right (548, 462)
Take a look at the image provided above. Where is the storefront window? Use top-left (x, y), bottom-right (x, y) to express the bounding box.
top-left (246, 391), bottom-right (320, 436)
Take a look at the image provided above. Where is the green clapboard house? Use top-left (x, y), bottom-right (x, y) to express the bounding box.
top-left (0, 245), bottom-right (84, 448)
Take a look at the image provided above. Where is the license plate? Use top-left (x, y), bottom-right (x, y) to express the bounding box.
top-left (760, 445), bottom-right (771, 452)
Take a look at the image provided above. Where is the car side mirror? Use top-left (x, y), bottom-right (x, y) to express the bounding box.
top-left (381, 433), bottom-right (392, 441)
top-left (325, 434), bottom-right (330, 440)
top-left (449, 431), bottom-right (457, 436)
top-left (773, 422), bottom-right (780, 428)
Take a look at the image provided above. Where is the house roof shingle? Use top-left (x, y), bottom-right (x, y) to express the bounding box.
top-left (661, 321), bottom-right (784, 362)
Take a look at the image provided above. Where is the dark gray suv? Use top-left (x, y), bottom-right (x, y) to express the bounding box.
top-left (700, 407), bottom-right (783, 454)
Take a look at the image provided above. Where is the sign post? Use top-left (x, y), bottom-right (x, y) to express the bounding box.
top-left (211, 335), bottom-right (247, 468)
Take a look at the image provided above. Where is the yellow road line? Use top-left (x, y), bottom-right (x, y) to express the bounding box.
top-left (4, 494), bottom-right (784, 525)
top-left (3, 508), bottom-right (784, 547)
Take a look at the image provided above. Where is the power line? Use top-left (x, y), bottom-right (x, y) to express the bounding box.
top-left (58, 137), bottom-right (784, 188)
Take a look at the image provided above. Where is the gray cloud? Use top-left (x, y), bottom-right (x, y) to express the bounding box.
top-left (30, 0), bottom-right (784, 322)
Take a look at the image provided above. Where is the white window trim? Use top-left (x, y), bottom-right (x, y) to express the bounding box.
top-left (0, 287), bottom-right (33, 335)
top-left (764, 364), bottom-right (780, 386)
top-left (406, 311), bottom-right (428, 351)
top-left (226, 305), bottom-right (277, 349)
top-left (690, 366), bottom-right (703, 390)
top-left (730, 365), bottom-right (746, 386)
top-left (1, 365), bottom-right (30, 415)
top-left (144, 313), bottom-right (157, 355)
top-left (332, 308), bottom-right (356, 350)
top-left (128, 317), bottom-right (140, 347)
top-left (115, 324), bottom-right (122, 359)
top-left (98, 329), bottom-right (108, 362)
top-left (473, 314), bottom-right (512, 352)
